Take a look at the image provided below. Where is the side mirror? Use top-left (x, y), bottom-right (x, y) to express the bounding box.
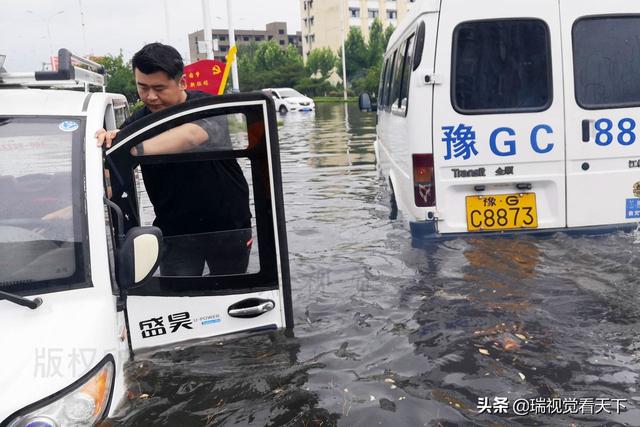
top-left (117, 226), bottom-right (163, 289)
top-left (359, 93), bottom-right (373, 112)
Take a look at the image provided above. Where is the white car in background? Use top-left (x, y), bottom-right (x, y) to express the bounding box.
top-left (264, 88), bottom-right (315, 114)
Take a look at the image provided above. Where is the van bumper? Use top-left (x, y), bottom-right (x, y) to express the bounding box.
top-left (410, 220), bottom-right (638, 245)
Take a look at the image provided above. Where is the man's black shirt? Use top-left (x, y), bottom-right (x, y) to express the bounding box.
top-left (122, 90), bottom-right (251, 236)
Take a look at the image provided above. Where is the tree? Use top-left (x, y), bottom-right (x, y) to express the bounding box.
top-left (236, 41), bottom-right (306, 91)
top-left (384, 24), bottom-right (395, 47)
top-left (368, 19), bottom-right (386, 67)
top-left (337, 27), bottom-right (369, 80)
top-left (94, 55), bottom-right (137, 102)
top-left (306, 48), bottom-right (337, 80)
top-left (352, 61), bottom-right (382, 96)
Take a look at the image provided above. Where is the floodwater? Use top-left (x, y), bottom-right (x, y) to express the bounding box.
top-left (111, 103), bottom-right (640, 426)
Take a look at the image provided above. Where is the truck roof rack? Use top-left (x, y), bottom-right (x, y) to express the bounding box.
top-left (0, 48), bottom-right (105, 91)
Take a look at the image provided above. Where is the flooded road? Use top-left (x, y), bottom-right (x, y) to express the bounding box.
top-left (112, 103), bottom-right (640, 426)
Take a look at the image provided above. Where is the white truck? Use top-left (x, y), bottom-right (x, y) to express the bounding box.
top-left (0, 49), bottom-right (292, 426)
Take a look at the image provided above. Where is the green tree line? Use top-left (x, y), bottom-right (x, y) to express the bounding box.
top-left (338, 19), bottom-right (395, 96)
top-left (94, 19), bottom-right (394, 102)
top-left (238, 18), bottom-right (394, 96)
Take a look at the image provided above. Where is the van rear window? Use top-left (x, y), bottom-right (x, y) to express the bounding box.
top-left (573, 16), bottom-right (640, 109)
top-left (452, 19), bottom-right (552, 114)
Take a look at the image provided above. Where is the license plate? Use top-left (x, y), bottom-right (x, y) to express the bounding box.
top-left (466, 193), bottom-right (538, 232)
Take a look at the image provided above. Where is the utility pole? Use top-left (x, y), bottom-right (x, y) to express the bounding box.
top-left (201, 0), bottom-right (214, 59)
top-left (340, 0), bottom-right (348, 101)
top-left (163, 0), bottom-right (171, 45)
top-left (27, 10), bottom-right (65, 65)
top-left (226, 0), bottom-right (240, 92)
top-left (78, 0), bottom-right (88, 55)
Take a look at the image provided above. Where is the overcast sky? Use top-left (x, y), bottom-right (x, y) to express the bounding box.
top-left (1, 0), bottom-right (301, 71)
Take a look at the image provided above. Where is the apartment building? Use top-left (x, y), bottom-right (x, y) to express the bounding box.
top-left (189, 22), bottom-right (303, 62)
top-left (300, 0), bottom-right (414, 60)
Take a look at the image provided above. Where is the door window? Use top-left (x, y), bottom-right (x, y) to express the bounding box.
top-left (398, 35), bottom-right (415, 115)
top-left (382, 51), bottom-right (397, 110)
top-left (452, 19), bottom-right (553, 114)
top-left (573, 16), bottom-right (640, 109)
top-left (390, 41), bottom-right (407, 108)
top-left (378, 59), bottom-right (388, 105)
top-left (131, 113), bottom-right (259, 277)
top-left (105, 101), bottom-right (285, 295)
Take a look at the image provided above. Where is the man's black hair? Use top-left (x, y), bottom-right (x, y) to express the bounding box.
top-left (131, 42), bottom-right (184, 80)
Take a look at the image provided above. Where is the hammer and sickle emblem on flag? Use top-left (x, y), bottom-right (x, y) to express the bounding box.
top-left (212, 65), bottom-right (222, 75)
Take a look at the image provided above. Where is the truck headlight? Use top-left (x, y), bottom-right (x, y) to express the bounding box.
top-left (3, 355), bottom-right (115, 427)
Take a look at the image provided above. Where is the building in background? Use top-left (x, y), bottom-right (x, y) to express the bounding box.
top-left (300, 0), bottom-right (414, 60)
top-left (188, 22), bottom-right (302, 63)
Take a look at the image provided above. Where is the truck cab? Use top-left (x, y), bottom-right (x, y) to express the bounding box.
top-left (0, 49), bottom-right (291, 426)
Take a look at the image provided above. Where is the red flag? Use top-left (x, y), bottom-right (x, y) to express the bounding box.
top-left (184, 60), bottom-right (226, 95)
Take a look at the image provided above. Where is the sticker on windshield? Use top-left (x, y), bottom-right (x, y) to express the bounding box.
top-left (58, 121), bottom-right (79, 132)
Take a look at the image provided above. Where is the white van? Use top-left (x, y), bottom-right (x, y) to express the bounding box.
top-left (362, 0), bottom-right (640, 239)
top-left (0, 50), bottom-right (292, 426)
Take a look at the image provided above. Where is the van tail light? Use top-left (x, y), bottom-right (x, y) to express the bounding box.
top-left (412, 153), bottom-right (436, 207)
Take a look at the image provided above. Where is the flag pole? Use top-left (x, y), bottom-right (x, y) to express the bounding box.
top-left (226, 0), bottom-right (240, 92)
top-left (202, 0), bottom-right (214, 60)
top-left (218, 46), bottom-right (237, 95)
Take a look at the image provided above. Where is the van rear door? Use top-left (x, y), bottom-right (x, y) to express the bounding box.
top-left (432, 0), bottom-right (566, 234)
top-left (104, 92), bottom-right (292, 353)
top-left (560, 3), bottom-right (640, 228)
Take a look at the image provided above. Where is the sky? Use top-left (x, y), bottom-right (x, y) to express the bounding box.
top-left (0, 0), bottom-right (301, 71)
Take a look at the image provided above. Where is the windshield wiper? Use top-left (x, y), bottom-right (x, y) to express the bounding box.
top-left (0, 290), bottom-right (43, 310)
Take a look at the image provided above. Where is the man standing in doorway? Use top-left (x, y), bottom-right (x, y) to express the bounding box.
top-left (97, 42), bottom-right (252, 276)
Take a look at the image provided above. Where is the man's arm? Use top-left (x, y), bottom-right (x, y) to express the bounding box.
top-left (131, 123), bottom-right (209, 156)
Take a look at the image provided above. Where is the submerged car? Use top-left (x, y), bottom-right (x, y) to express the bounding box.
top-left (263, 88), bottom-right (315, 114)
top-left (0, 49), bottom-right (292, 426)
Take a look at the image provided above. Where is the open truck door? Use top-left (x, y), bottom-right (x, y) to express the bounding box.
top-left (105, 92), bottom-right (292, 353)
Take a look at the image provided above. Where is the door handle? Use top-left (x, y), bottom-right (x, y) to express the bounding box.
top-left (582, 119), bottom-right (590, 142)
top-left (228, 298), bottom-right (275, 318)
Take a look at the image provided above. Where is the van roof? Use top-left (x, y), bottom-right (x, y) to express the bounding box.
top-left (387, 0), bottom-right (440, 49)
top-left (0, 89), bottom-right (111, 116)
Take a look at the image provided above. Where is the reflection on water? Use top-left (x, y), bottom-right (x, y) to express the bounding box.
top-left (112, 103), bottom-right (640, 426)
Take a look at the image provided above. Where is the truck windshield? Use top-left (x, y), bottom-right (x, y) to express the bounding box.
top-left (0, 117), bottom-right (88, 296)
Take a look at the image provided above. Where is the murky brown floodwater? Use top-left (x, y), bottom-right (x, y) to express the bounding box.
top-left (112, 102), bottom-right (640, 426)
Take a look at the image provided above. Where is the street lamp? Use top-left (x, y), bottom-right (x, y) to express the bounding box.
top-left (26, 9), bottom-right (65, 65)
top-left (163, 0), bottom-right (171, 44)
top-left (340, 0), bottom-right (348, 101)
